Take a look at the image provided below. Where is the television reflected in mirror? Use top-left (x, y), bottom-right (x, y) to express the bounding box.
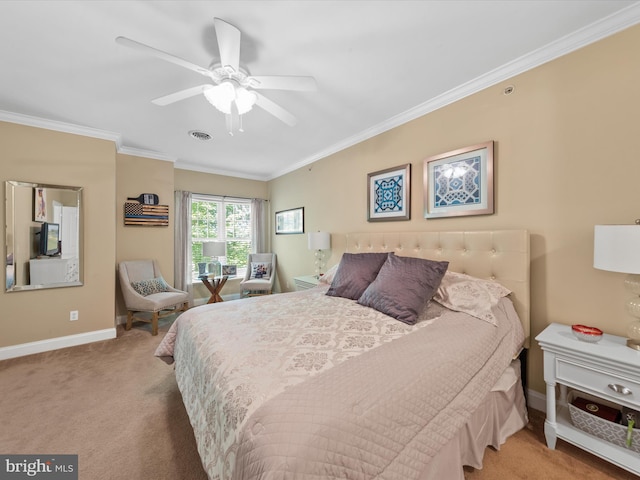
top-left (39, 222), bottom-right (60, 257)
top-left (5, 181), bottom-right (82, 291)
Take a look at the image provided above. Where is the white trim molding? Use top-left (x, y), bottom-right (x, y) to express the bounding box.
top-left (528, 388), bottom-right (547, 413)
top-left (0, 328), bottom-right (117, 361)
top-left (0, 110), bottom-right (120, 143)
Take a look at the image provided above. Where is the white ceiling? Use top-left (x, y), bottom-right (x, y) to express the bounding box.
top-left (1, 1), bottom-right (639, 181)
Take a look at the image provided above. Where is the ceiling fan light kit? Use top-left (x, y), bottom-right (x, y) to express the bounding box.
top-left (116, 17), bottom-right (316, 135)
top-left (203, 82), bottom-right (257, 115)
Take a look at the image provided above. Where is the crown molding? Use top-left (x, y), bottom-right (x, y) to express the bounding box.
top-left (0, 110), bottom-right (180, 163)
top-left (269, 3), bottom-right (640, 181)
top-left (173, 160), bottom-right (267, 181)
top-left (118, 146), bottom-right (176, 163)
top-left (0, 110), bottom-right (120, 143)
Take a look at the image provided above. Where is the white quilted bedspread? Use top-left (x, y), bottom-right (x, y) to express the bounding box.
top-left (155, 285), bottom-right (524, 480)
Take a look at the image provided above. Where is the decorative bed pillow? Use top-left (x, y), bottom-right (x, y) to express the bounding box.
top-left (357, 255), bottom-right (449, 325)
top-left (250, 262), bottom-right (271, 280)
top-left (433, 271), bottom-right (511, 325)
top-left (131, 276), bottom-right (170, 296)
top-left (326, 252), bottom-right (391, 300)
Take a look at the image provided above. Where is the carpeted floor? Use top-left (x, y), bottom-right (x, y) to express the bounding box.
top-left (0, 319), bottom-right (637, 480)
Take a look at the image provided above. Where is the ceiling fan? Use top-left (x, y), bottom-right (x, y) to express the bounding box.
top-left (116, 17), bottom-right (317, 134)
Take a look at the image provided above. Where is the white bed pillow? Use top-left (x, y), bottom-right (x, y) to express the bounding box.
top-left (318, 263), bottom-right (339, 284)
top-left (433, 271), bottom-right (511, 325)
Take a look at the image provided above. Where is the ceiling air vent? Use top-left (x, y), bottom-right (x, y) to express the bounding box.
top-left (189, 130), bottom-right (212, 141)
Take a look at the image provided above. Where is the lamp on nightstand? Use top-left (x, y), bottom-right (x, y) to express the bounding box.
top-left (594, 223), bottom-right (640, 350)
top-left (203, 241), bottom-right (226, 277)
top-left (308, 231), bottom-right (331, 279)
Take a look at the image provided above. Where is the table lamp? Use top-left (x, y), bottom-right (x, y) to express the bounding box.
top-left (203, 241), bottom-right (226, 277)
top-left (308, 231), bottom-right (331, 279)
top-left (594, 223), bottom-right (640, 349)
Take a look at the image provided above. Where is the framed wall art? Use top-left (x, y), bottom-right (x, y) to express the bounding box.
top-left (34, 187), bottom-right (47, 222)
top-left (222, 265), bottom-right (237, 276)
top-left (275, 207), bottom-right (304, 234)
top-left (367, 163), bottom-right (411, 222)
top-left (423, 141), bottom-right (494, 219)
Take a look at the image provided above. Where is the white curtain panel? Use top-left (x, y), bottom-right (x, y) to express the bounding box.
top-left (251, 198), bottom-right (269, 253)
top-left (174, 190), bottom-right (193, 303)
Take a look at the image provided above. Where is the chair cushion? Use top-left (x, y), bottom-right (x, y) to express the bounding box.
top-left (131, 277), bottom-right (170, 296)
top-left (250, 262), bottom-right (272, 280)
top-left (241, 278), bottom-right (272, 290)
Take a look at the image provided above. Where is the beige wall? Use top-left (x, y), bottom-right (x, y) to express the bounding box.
top-left (269, 24), bottom-right (640, 395)
top-left (1, 122), bottom-right (116, 347)
top-left (174, 168), bottom-right (268, 199)
top-left (115, 154), bottom-right (176, 318)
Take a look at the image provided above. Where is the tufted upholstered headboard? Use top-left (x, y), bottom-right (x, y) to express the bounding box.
top-left (345, 230), bottom-right (530, 348)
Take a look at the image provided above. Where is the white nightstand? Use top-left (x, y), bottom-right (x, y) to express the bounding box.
top-left (293, 275), bottom-right (320, 291)
top-left (536, 323), bottom-right (640, 475)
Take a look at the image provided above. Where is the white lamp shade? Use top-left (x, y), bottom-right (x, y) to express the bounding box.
top-left (594, 225), bottom-right (640, 274)
top-left (203, 241), bottom-right (226, 257)
top-left (308, 232), bottom-right (330, 251)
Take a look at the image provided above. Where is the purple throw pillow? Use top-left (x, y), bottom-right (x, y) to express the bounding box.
top-left (326, 252), bottom-right (392, 300)
top-left (357, 255), bottom-right (449, 325)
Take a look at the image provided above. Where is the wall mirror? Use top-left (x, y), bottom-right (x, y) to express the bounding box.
top-left (5, 181), bottom-right (83, 292)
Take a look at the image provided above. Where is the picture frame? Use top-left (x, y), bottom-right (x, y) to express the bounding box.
top-left (275, 207), bottom-right (304, 234)
top-left (423, 141), bottom-right (494, 219)
top-left (34, 187), bottom-right (47, 222)
top-left (367, 163), bottom-right (411, 222)
top-left (221, 265), bottom-right (237, 276)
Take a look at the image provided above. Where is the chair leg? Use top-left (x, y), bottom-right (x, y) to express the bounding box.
top-left (126, 311), bottom-right (133, 331)
top-left (152, 311), bottom-right (159, 336)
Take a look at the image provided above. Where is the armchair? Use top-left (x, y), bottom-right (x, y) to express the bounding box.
top-left (239, 253), bottom-right (277, 298)
top-left (118, 259), bottom-right (189, 335)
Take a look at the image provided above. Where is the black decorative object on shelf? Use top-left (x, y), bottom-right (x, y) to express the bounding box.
top-left (127, 193), bottom-right (159, 205)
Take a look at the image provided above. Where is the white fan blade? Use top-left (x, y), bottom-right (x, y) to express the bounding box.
top-left (151, 85), bottom-right (210, 106)
top-left (116, 36), bottom-right (212, 78)
top-left (254, 92), bottom-right (298, 127)
top-left (214, 18), bottom-right (241, 73)
top-left (248, 75), bottom-right (317, 91)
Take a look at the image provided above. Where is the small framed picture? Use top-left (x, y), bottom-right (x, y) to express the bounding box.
top-left (423, 141), bottom-right (494, 219)
top-left (222, 265), bottom-right (237, 276)
top-left (34, 187), bottom-right (47, 222)
top-left (367, 163), bottom-right (411, 222)
top-left (275, 207), bottom-right (304, 234)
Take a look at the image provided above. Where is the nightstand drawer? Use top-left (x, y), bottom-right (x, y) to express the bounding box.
top-left (557, 358), bottom-right (640, 408)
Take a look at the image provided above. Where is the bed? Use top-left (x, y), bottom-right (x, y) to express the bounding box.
top-left (155, 229), bottom-right (530, 480)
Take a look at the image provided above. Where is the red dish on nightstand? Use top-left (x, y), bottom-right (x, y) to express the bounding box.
top-left (571, 324), bottom-right (603, 343)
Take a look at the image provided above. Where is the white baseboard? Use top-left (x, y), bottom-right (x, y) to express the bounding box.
top-left (0, 328), bottom-right (117, 361)
top-left (528, 388), bottom-right (546, 413)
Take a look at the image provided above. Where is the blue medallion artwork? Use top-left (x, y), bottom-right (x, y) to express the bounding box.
top-left (374, 174), bottom-right (404, 214)
top-left (433, 155), bottom-right (481, 207)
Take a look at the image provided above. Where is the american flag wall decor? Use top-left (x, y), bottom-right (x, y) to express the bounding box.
top-left (124, 202), bottom-right (169, 226)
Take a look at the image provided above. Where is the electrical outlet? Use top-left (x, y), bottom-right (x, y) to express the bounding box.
top-left (70, 310), bottom-right (79, 321)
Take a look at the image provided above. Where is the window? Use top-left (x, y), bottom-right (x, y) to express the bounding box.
top-left (191, 195), bottom-right (252, 279)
